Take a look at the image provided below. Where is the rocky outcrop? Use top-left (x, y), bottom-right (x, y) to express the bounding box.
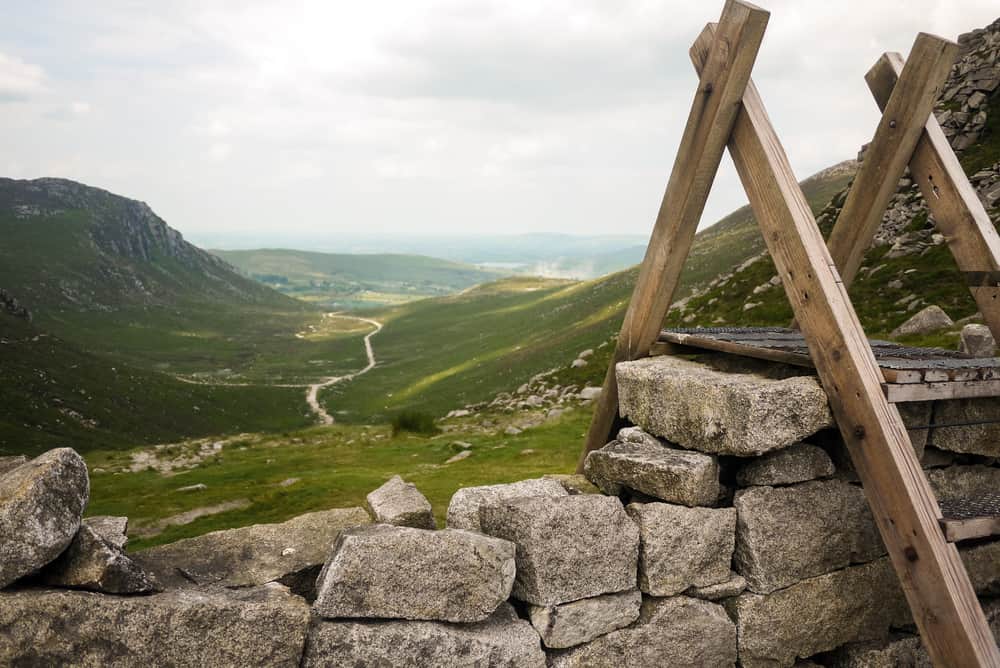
top-left (366, 475), bottom-right (436, 529)
top-left (446, 477), bottom-right (568, 531)
top-left (132, 506), bottom-right (370, 592)
top-left (616, 356), bottom-right (833, 455)
top-left (313, 525), bottom-right (515, 623)
top-left (303, 602), bottom-right (546, 667)
top-left (0, 448), bottom-right (89, 588)
top-left (480, 494), bottom-right (639, 606)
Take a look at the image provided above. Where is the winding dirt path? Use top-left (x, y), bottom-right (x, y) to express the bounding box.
top-left (306, 315), bottom-right (383, 425)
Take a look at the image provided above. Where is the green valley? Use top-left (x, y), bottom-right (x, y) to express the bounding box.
top-left (213, 248), bottom-right (508, 309)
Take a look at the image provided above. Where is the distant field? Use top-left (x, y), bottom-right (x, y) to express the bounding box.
top-left (213, 248), bottom-right (506, 308)
top-left (85, 407), bottom-right (591, 550)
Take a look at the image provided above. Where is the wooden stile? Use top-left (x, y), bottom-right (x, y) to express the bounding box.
top-left (579, 9), bottom-right (1000, 664)
top-left (824, 34), bottom-right (958, 289)
top-left (866, 53), bottom-right (1000, 342)
top-left (690, 23), bottom-right (997, 667)
top-left (576, 0), bottom-right (769, 472)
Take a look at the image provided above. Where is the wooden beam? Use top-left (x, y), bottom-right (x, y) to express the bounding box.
top-left (691, 25), bottom-right (1000, 668)
top-left (575, 0), bottom-right (769, 472)
top-left (867, 52), bottom-right (1000, 343)
top-left (885, 378), bottom-right (1000, 402)
top-left (825, 34), bottom-right (958, 289)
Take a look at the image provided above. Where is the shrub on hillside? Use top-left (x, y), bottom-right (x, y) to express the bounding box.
top-left (391, 410), bottom-right (440, 437)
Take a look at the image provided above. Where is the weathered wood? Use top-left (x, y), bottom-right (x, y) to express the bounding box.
top-left (825, 34), bottom-right (958, 290)
top-left (940, 494), bottom-right (1000, 542)
top-left (691, 24), bottom-right (1000, 668)
top-left (576, 0), bottom-right (769, 472)
top-left (885, 379), bottom-right (1000, 402)
top-left (867, 52), bottom-right (1000, 343)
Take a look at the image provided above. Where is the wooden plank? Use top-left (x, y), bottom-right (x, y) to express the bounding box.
top-left (867, 52), bottom-right (1000, 344)
top-left (825, 34), bottom-right (958, 290)
top-left (942, 517), bottom-right (1000, 542)
top-left (690, 25), bottom-right (1000, 668)
top-left (940, 494), bottom-right (1000, 542)
top-left (576, 0), bottom-right (770, 472)
top-left (659, 330), bottom-right (814, 367)
top-left (885, 378), bottom-right (1000, 402)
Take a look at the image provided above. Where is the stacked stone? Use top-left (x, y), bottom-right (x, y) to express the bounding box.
top-left (576, 353), bottom-right (1000, 667)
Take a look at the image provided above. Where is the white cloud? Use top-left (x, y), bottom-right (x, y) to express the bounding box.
top-left (0, 52), bottom-right (46, 101)
top-left (0, 1), bottom-right (997, 244)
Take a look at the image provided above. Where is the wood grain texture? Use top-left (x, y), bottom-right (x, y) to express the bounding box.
top-left (867, 52), bottom-right (1000, 344)
top-left (576, 0), bottom-right (769, 472)
top-left (690, 24), bottom-right (1000, 668)
top-left (825, 34), bottom-right (958, 289)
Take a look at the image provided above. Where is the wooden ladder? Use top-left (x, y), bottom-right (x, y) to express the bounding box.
top-left (578, 2), bottom-right (1000, 666)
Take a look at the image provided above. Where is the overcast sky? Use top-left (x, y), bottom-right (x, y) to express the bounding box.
top-left (1, 1), bottom-right (997, 249)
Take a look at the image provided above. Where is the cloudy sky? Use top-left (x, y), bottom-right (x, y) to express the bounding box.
top-left (1, 1), bottom-right (996, 249)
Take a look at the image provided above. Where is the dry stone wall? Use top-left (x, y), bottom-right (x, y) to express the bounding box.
top-left (2, 353), bottom-right (999, 666)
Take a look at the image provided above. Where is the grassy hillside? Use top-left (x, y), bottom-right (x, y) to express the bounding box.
top-left (85, 408), bottom-right (591, 550)
top-left (213, 248), bottom-right (506, 308)
top-left (672, 88), bottom-right (1000, 342)
top-left (678, 160), bottom-right (857, 295)
top-left (315, 275), bottom-right (633, 421)
top-left (0, 312), bottom-right (312, 456)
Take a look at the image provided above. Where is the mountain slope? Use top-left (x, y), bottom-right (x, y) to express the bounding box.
top-left (670, 19), bottom-right (1000, 340)
top-left (212, 248), bottom-right (506, 308)
top-left (0, 310), bottom-right (311, 456)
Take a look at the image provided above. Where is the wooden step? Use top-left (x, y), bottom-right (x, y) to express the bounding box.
top-left (656, 327), bottom-right (1000, 402)
top-left (940, 493), bottom-right (1000, 542)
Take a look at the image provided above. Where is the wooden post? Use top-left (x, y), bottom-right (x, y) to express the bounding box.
top-left (691, 25), bottom-right (1000, 668)
top-left (824, 34), bottom-right (957, 290)
top-left (576, 0), bottom-right (769, 472)
top-left (867, 52), bottom-right (1000, 342)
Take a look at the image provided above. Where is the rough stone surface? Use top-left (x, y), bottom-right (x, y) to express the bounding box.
top-left (83, 515), bottom-right (128, 550)
top-left (960, 323), bottom-right (997, 357)
top-left (543, 473), bottom-right (602, 495)
top-left (736, 443), bottom-right (835, 487)
top-left (549, 596), bottom-right (737, 668)
top-left (890, 304), bottom-right (954, 337)
top-left (528, 589), bottom-right (642, 649)
top-left (303, 602), bottom-right (546, 667)
top-left (932, 398), bottom-right (1000, 457)
top-left (826, 635), bottom-right (931, 668)
top-left (40, 524), bottom-right (156, 594)
top-left (313, 525), bottom-right (515, 622)
top-left (727, 559), bottom-right (910, 668)
top-left (734, 480), bottom-right (884, 594)
top-left (446, 478), bottom-right (568, 531)
top-left (686, 572), bottom-right (748, 601)
top-left (584, 437), bottom-right (720, 506)
top-left (627, 502), bottom-right (735, 596)
top-left (0, 585), bottom-right (309, 667)
top-left (0, 455), bottom-right (27, 475)
top-left (479, 494), bottom-right (639, 606)
top-left (616, 356), bottom-right (833, 456)
top-left (926, 464), bottom-right (1000, 502)
top-left (132, 507), bottom-right (369, 591)
top-left (0, 448), bottom-right (89, 588)
top-left (366, 475), bottom-right (436, 529)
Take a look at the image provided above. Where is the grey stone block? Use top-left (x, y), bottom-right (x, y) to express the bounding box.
top-left (479, 494), bottom-right (639, 606)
